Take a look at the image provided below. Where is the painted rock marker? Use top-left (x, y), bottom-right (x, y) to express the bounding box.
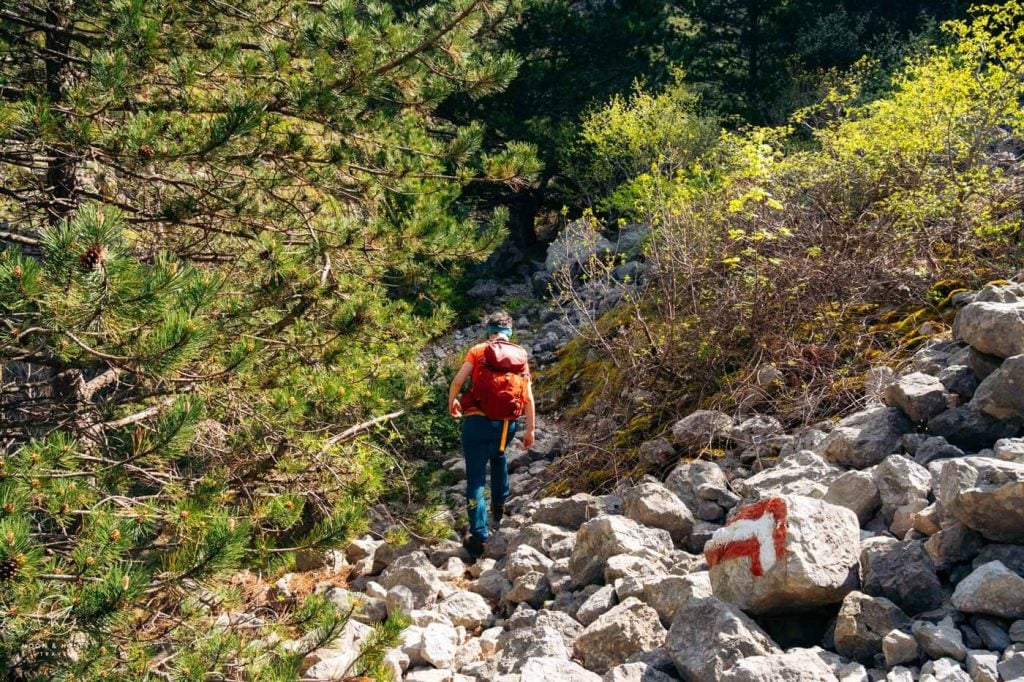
top-left (705, 494), bottom-right (861, 613)
top-left (705, 497), bottom-right (787, 576)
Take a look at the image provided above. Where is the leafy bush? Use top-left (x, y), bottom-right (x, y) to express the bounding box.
top-left (546, 1), bottom-right (1024, 489)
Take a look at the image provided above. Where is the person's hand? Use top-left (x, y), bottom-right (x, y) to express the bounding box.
top-left (522, 429), bottom-right (535, 449)
top-left (449, 398), bottom-right (462, 418)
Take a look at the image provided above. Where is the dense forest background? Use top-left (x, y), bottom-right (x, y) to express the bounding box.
top-left (1, 0), bottom-right (1022, 678)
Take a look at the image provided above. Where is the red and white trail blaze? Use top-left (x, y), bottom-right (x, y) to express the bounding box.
top-left (705, 497), bottom-right (789, 576)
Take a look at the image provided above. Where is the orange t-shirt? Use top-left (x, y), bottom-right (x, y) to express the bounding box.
top-left (461, 341), bottom-right (530, 417)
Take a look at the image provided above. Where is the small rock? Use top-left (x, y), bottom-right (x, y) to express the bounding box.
top-left (601, 661), bottom-right (676, 682)
top-left (718, 649), bottom-right (839, 681)
top-left (569, 516), bottom-right (672, 587)
top-left (533, 494), bottom-right (622, 529)
top-left (507, 544), bottom-right (555, 581)
top-left (666, 597), bottom-right (780, 681)
top-left (884, 372), bottom-right (949, 424)
top-left (575, 598), bottom-right (667, 674)
top-left (505, 571), bottom-right (552, 608)
top-left (920, 658), bottom-right (970, 682)
top-left (818, 407), bottom-right (912, 469)
top-left (955, 301), bottom-right (1024, 359)
top-left (1010, 620), bottom-right (1024, 643)
top-left (420, 622), bottom-right (460, 669)
top-left (971, 354), bottom-right (1024, 420)
top-left (520, 657), bottom-right (602, 681)
top-left (951, 561), bottom-right (1024, 619)
top-left (873, 455), bottom-right (932, 522)
top-left (834, 591), bottom-right (912, 663)
top-left (622, 480), bottom-right (694, 543)
top-left (965, 650), bottom-right (999, 682)
top-left (437, 591), bottom-right (493, 630)
top-left (971, 617), bottom-right (1011, 651)
top-left (913, 617), bottom-right (967, 661)
top-left (998, 652), bottom-right (1024, 681)
top-left (996, 438), bottom-right (1024, 463)
top-left (576, 585), bottom-right (618, 627)
top-left (641, 572), bottom-right (713, 626)
top-left (671, 410), bottom-right (735, 451)
top-left (883, 629), bottom-right (919, 667)
top-left (494, 626), bottom-right (569, 675)
top-left (824, 470), bottom-right (882, 525)
top-left (860, 538), bottom-right (944, 615)
top-left (665, 460), bottom-right (730, 513)
top-left (914, 436), bottom-right (966, 466)
top-left (923, 523), bottom-right (983, 570)
top-left (937, 457), bottom-right (1024, 543)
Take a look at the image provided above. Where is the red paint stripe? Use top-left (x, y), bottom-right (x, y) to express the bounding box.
top-left (705, 497), bottom-right (789, 576)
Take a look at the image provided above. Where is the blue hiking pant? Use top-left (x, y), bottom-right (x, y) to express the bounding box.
top-left (461, 415), bottom-right (516, 541)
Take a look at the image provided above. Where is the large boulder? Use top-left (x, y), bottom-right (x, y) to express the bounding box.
top-left (666, 597), bottom-right (780, 681)
top-left (705, 496), bottom-right (860, 613)
top-left (955, 301), bottom-right (1024, 359)
top-left (818, 407), bottom-right (911, 469)
top-left (884, 372), bottom-right (949, 424)
top-left (622, 480), bottom-right (694, 543)
top-left (718, 649), bottom-right (839, 682)
top-left (575, 598), bottom-right (667, 674)
top-left (859, 538), bottom-right (943, 615)
top-left (951, 561), bottom-right (1024, 619)
top-left (569, 516), bottom-right (672, 587)
top-left (534, 494), bottom-right (622, 529)
top-left (833, 591), bottom-right (912, 663)
top-left (971, 354), bottom-right (1024, 420)
top-left (936, 457), bottom-right (1024, 542)
top-left (671, 410), bottom-right (735, 451)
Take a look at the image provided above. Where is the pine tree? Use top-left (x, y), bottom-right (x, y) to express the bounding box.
top-left (0, 0), bottom-right (535, 676)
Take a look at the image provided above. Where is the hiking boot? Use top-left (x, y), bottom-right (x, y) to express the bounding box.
top-left (491, 505), bottom-right (504, 532)
top-left (462, 534), bottom-right (486, 561)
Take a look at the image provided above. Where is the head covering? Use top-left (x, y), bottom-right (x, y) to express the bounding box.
top-left (487, 324), bottom-right (513, 339)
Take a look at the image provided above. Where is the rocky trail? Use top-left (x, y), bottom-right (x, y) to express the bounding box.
top-left (274, 234), bottom-right (1024, 682)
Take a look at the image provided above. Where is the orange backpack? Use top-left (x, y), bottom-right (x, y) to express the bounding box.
top-left (470, 340), bottom-right (530, 420)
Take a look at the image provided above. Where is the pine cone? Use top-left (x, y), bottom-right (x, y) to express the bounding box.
top-left (0, 557), bottom-right (18, 582)
top-left (79, 243), bottom-right (108, 271)
top-left (139, 144), bottom-right (155, 158)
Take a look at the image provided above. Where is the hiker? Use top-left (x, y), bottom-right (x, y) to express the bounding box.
top-left (448, 311), bottom-right (536, 558)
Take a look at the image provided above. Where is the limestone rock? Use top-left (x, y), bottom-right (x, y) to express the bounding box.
top-left (966, 650), bottom-right (999, 682)
top-left (860, 538), bottom-right (944, 615)
top-left (569, 516), bottom-right (672, 587)
top-left (971, 354), bottom-right (1024, 419)
top-left (507, 543), bottom-right (554, 581)
top-left (955, 301), bottom-right (1024, 359)
top-left (927, 406), bottom-right (1022, 450)
top-left (577, 585), bottom-right (618, 626)
top-left (519, 657), bottom-right (602, 682)
top-left (534, 609), bottom-right (584, 650)
top-left (872, 455), bottom-right (932, 522)
top-left (705, 496), bottom-right (861, 614)
top-left (505, 571), bottom-right (552, 608)
top-left (575, 598), bottom-right (667, 674)
top-left (494, 626), bottom-right (569, 675)
top-left (883, 629), bottom-right (919, 667)
top-left (641, 572), bottom-right (713, 626)
top-left (824, 470), bottom-right (881, 524)
top-left (936, 457), bottom-right (1024, 542)
top-left (818, 407), bottom-right (911, 469)
top-left (951, 561), bottom-right (1024, 619)
top-left (996, 438), bottom-right (1024, 462)
top-left (732, 450), bottom-right (838, 500)
top-left (923, 523), bottom-right (983, 570)
top-left (420, 622), bottom-right (459, 669)
top-left (601, 662), bottom-right (676, 682)
top-left (718, 649), bottom-right (839, 681)
top-left (671, 409), bottom-right (735, 450)
top-left (546, 219), bottom-right (615, 275)
top-left (622, 480), bottom-right (694, 543)
top-left (834, 591), bottom-right (912, 663)
top-left (666, 597), bottom-right (780, 681)
top-left (534, 494), bottom-right (623, 529)
top-left (436, 591), bottom-right (493, 630)
top-left (884, 372), bottom-right (949, 424)
top-left (665, 460), bottom-right (730, 513)
top-left (913, 617), bottom-right (967, 662)
top-left (920, 658), bottom-right (970, 682)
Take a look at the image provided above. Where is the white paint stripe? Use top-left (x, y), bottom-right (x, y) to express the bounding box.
top-left (706, 512), bottom-right (778, 572)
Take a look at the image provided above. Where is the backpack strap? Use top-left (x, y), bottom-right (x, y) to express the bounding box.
top-left (499, 419), bottom-right (509, 452)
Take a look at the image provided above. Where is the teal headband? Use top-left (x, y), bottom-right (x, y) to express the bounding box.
top-left (487, 325), bottom-right (513, 337)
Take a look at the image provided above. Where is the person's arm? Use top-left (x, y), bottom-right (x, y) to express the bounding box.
top-left (522, 377), bottom-right (536, 449)
top-left (448, 361), bottom-right (473, 417)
